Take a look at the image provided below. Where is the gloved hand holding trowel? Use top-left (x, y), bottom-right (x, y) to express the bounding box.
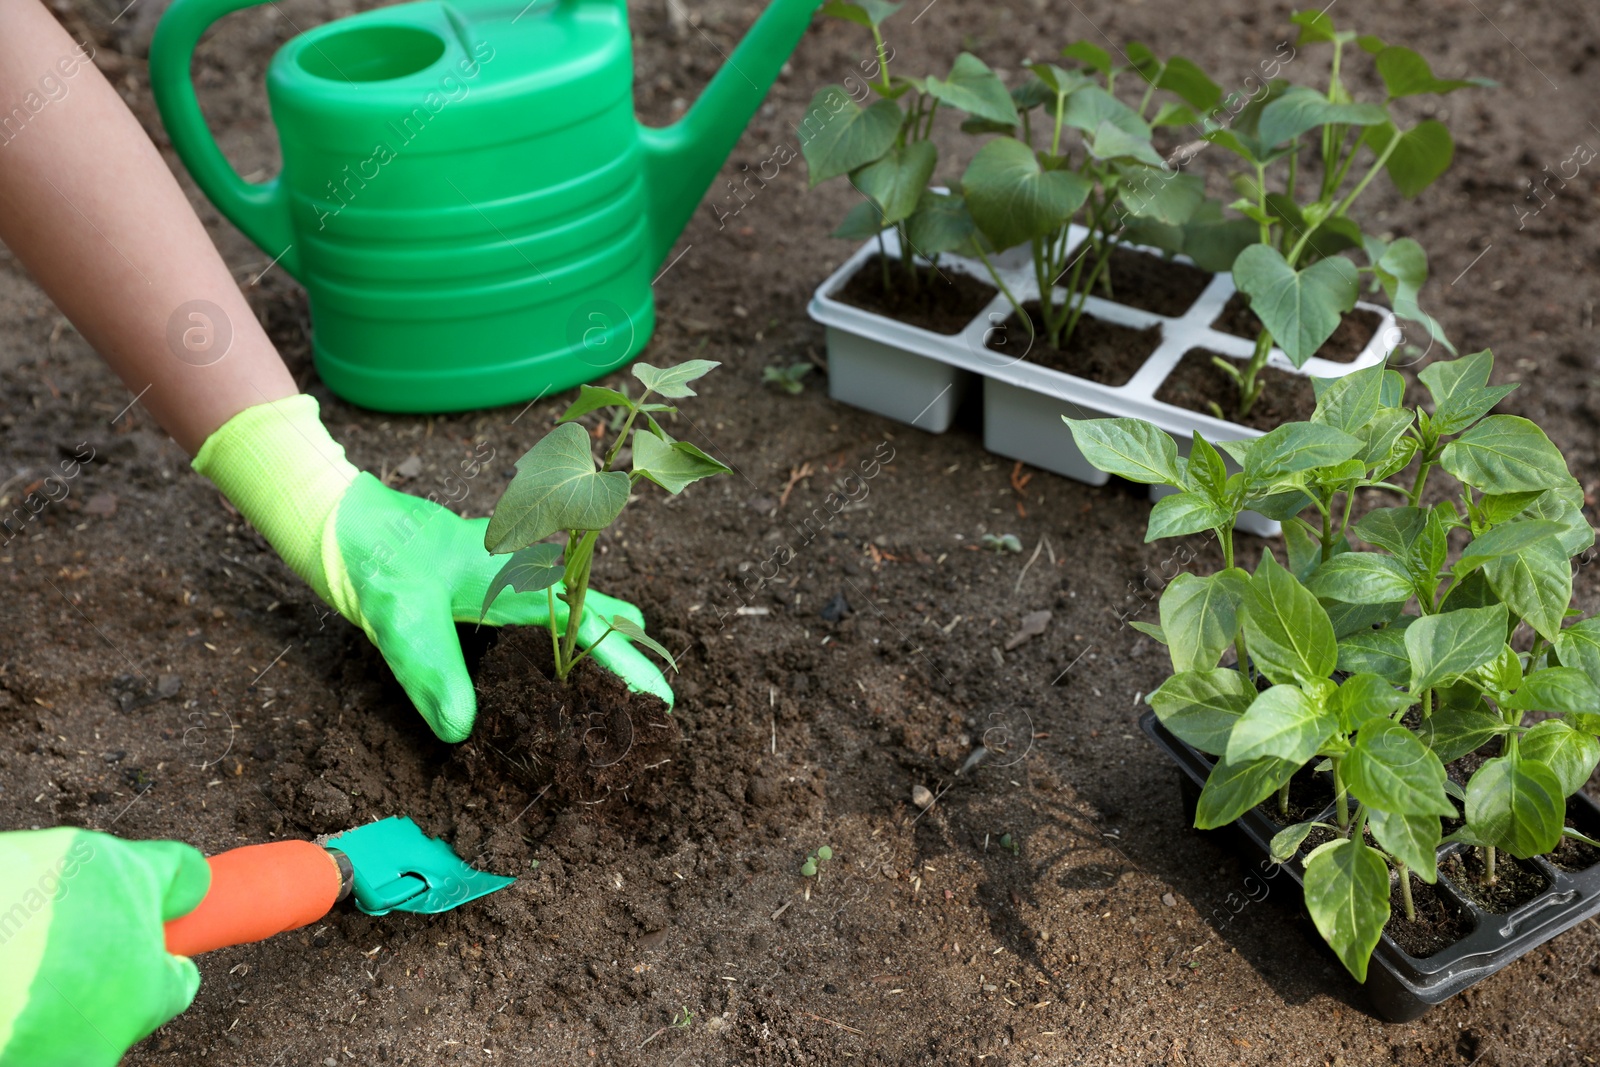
top-left (0, 2), bottom-right (667, 1062)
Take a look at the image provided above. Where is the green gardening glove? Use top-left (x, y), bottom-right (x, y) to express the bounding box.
top-left (0, 829), bottom-right (210, 1067)
top-left (192, 395), bottom-right (673, 742)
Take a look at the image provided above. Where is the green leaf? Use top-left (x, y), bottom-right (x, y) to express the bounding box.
top-left (1505, 666), bottom-right (1600, 715)
top-left (1365, 120), bottom-right (1455, 198)
top-left (1520, 719), bottom-right (1600, 795)
top-left (1181, 215), bottom-right (1259, 272)
top-left (633, 359), bottom-right (721, 399)
top-left (1331, 672), bottom-right (1412, 734)
top-left (1373, 239), bottom-right (1456, 357)
top-left (1290, 9), bottom-right (1337, 44)
top-left (1326, 600), bottom-right (1406, 640)
top-left (963, 138), bottom-right (1091, 251)
top-left (1485, 539), bottom-right (1572, 643)
top-left (1242, 552), bottom-right (1338, 685)
top-left (1232, 246), bottom-right (1360, 367)
top-left (1307, 553), bottom-right (1415, 606)
top-left (1088, 121), bottom-right (1164, 166)
top-left (832, 198), bottom-right (887, 239)
top-left (926, 52), bottom-right (1020, 126)
top-left (1303, 838), bottom-right (1390, 983)
top-left (632, 432), bottom-right (732, 494)
top-left (1160, 573), bottom-right (1244, 672)
top-left (1374, 46), bottom-right (1495, 98)
top-left (1406, 604), bottom-right (1510, 692)
top-left (1479, 490), bottom-right (1548, 527)
top-left (1418, 349), bottom-right (1515, 435)
top-left (1116, 167), bottom-right (1205, 225)
top-left (800, 89), bottom-right (903, 184)
top-left (1061, 41), bottom-right (1114, 75)
top-left (819, 0), bottom-right (902, 28)
top-left (1257, 85), bottom-right (1388, 146)
top-left (1454, 520), bottom-right (1564, 577)
top-left (1310, 363), bottom-right (1385, 434)
top-left (1184, 433), bottom-right (1230, 506)
top-left (1417, 701), bottom-right (1505, 763)
top-left (1147, 668), bottom-right (1255, 755)
top-left (1353, 507), bottom-right (1425, 556)
top-left (904, 190), bottom-right (978, 256)
top-left (1152, 54), bottom-right (1222, 111)
top-left (1062, 417), bottom-right (1183, 484)
top-left (1059, 86), bottom-right (1150, 140)
top-left (1368, 808), bottom-right (1441, 882)
top-left (485, 423), bottom-right (631, 552)
top-left (850, 141), bottom-right (937, 226)
top-left (479, 542), bottom-right (564, 620)
top-left (1227, 684), bottom-right (1338, 765)
top-left (1149, 101), bottom-right (1198, 127)
top-left (1271, 821), bottom-right (1317, 863)
top-left (1465, 750), bottom-right (1565, 859)
top-left (1555, 618), bottom-right (1600, 690)
top-left (1346, 718), bottom-right (1456, 818)
top-left (560, 385), bottom-right (634, 423)
top-left (1339, 626), bottom-right (1414, 685)
top-left (607, 614), bottom-right (679, 671)
top-left (1516, 483), bottom-right (1595, 557)
top-left (1242, 421), bottom-right (1362, 488)
top-left (1195, 753), bottom-right (1299, 829)
top-left (1284, 519), bottom-right (1325, 582)
top-left (1129, 620), bottom-right (1166, 643)
top-left (1146, 491), bottom-right (1233, 541)
top-left (1440, 415), bottom-right (1573, 495)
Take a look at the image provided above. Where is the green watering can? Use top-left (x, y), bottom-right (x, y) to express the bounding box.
top-left (150, 0), bottom-right (816, 412)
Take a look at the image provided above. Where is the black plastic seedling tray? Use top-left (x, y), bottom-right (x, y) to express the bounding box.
top-left (1142, 710), bottom-right (1600, 1022)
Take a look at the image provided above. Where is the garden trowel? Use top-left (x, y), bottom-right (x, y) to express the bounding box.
top-left (163, 817), bottom-right (513, 956)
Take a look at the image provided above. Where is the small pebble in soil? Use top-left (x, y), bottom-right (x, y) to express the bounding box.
top-left (820, 592), bottom-right (851, 622)
top-left (911, 784), bottom-right (934, 809)
top-left (1161, 893), bottom-right (1176, 907)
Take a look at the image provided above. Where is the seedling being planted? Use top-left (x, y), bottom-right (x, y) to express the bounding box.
top-left (1068, 350), bottom-right (1600, 982)
top-left (800, 845), bottom-right (835, 877)
top-left (481, 360), bottom-right (731, 684)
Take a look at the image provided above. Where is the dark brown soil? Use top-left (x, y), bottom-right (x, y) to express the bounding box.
top-left (1212, 292), bottom-right (1385, 364)
top-left (1100, 245), bottom-right (1214, 318)
top-left (1549, 830), bottom-right (1600, 872)
top-left (834, 254), bottom-right (996, 335)
top-left (1386, 876), bottom-right (1476, 959)
top-left (1254, 765), bottom-right (1334, 830)
top-left (985, 302), bottom-right (1161, 385)
top-left (1154, 348), bottom-right (1318, 430)
top-left (463, 629), bottom-right (678, 804)
top-left (8, 0), bottom-right (1600, 1064)
top-left (1441, 851), bottom-right (1552, 913)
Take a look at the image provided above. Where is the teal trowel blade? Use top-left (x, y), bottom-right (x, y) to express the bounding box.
top-left (321, 816), bottom-right (515, 917)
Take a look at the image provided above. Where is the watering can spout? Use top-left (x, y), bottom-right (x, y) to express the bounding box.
top-left (638, 0), bottom-right (817, 268)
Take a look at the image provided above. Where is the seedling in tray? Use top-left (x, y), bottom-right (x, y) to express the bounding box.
top-left (1203, 8), bottom-right (1492, 417)
top-left (481, 360), bottom-right (730, 684)
top-left (800, 845), bottom-right (835, 877)
top-left (1067, 349), bottom-right (1600, 982)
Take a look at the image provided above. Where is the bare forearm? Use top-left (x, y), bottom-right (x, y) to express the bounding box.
top-left (0, 1), bottom-right (296, 455)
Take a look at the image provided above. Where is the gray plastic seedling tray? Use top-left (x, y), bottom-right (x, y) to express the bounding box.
top-left (808, 228), bottom-right (1398, 537)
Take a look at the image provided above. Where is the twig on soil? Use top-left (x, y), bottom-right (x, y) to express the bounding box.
top-left (798, 1011), bottom-right (863, 1036)
top-left (771, 900), bottom-right (792, 921)
top-left (1013, 534), bottom-right (1049, 597)
top-left (779, 461), bottom-right (814, 507)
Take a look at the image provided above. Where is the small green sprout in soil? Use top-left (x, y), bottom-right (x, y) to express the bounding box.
top-left (981, 533), bottom-right (1023, 552)
top-left (1069, 348), bottom-right (1600, 983)
top-left (762, 362), bottom-right (813, 395)
top-left (999, 833), bottom-right (1020, 854)
top-left (639, 1006), bottom-right (694, 1048)
top-left (800, 844), bottom-right (835, 877)
top-left (481, 360), bottom-right (731, 684)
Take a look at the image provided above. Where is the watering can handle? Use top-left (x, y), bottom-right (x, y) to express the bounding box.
top-left (164, 840), bottom-right (347, 956)
top-left (149, 0), bottom-right (301, 278)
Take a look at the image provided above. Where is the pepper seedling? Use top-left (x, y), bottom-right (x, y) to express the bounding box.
top-left (481, 360), bottom-right (731, 684)
top-left (1067, 350), bottom-right (1600, 982)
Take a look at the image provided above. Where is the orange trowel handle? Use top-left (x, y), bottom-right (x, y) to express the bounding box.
top-left (164, 840), bottom-right (346, 956)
